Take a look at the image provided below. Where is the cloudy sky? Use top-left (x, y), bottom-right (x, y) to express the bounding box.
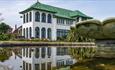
top-left (0, 0), bottom-right (115, 28)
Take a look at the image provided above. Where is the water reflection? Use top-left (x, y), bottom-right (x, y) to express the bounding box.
top-left (22, 47), bottom-right (74, 70)
top-left (0, 47), bottom-right (75, 70)
top-left (0, 52), bottom-right (22, 70)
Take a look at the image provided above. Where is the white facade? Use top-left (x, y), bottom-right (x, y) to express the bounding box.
top-left (21, 10), bottom-right (84, 40)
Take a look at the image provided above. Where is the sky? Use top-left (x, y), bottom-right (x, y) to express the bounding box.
top-left (0, 0), bottom-right (115, 28)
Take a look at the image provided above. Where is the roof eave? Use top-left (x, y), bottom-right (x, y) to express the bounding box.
top-left (71, 15), bottom-right (93, 19)
top-left (19, 7), bottom-right (56, 14)
top-left (54, 15), bottom-right (75, 20)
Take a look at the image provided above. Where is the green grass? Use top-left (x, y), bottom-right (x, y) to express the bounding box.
top-left (71, 57), bottom-right (115, 70)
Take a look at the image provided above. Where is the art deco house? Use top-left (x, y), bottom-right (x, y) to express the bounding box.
top-left (20, 2), bottom-right (92, 70)
top-left (20, 2), bottom-right (92, 40)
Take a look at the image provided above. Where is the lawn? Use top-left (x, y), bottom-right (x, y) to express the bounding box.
top-left (71, 57), bottom-right (115, 70)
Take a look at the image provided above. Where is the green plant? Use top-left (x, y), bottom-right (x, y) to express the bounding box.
top-left (69, 47), bottom-right (96, 62)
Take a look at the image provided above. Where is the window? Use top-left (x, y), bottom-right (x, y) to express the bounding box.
top-left (56, 61), bottom-right (65, 68)
top-left (29, 63), bottom-right (32, 70)
top-left (41, 28), bottom-right (46, 39)
top-left (57, 18), bottom-right (65, 24)
top-left (42, 13), bottom-right (46, 23)
top-left (29, 12), bottom-right (32, 22)
top-left (23, 14), bottom-right (25, 23)
top-left (26, 28), bottom-right (28, 38)
top-left (35, 48), bottom-right (39, 58)
top-left (23, 28), bottom-right (25, 38)
top-left (57, 29), bottom-right (69, 38)
top-left (26, 48), bottom-right (28, 57)
top-left (35, 64), bottom-right (40, 70)
top-left (29, 27), bottom-right (32, 38)
top-left (47, 62), bottom-right (51, 70)
top-left (26, 13), bottom-right (28, 23)
top-left (47, 47), bottom-right (51, 58)
top-left (57, 47), bottom-right (68, 55)
top-left (47, 28), bottom-right (52, 39)
top-left (66, 20), bottom-right (73, 25)
top-left (26, 63), bottom-right (28, 70)
top-left (35, 27), bottom-right (40, 38)
top-left (23, 61), bottom-right (25, 70)
top-left (35, 12), bottom-right (40, 22)
top-left (47, 14), bottom-right (52, 23)
top-left (41, 47), bottom-right (46, 58)
top-left (41, 63), bottom-right (46, 70)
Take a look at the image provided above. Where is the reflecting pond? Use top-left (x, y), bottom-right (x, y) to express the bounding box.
top-left (0, 47), bottom-right (75, 70)
top-left (1, 44), bottom-right (114, 70)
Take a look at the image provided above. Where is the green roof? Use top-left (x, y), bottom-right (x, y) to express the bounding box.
top-left (20, 2), bottom-right (92, 19)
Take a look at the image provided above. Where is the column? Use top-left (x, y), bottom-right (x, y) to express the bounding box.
top-left (39, 28), bottom-right (41, 39)
top-left (46, 28), bottom-right (48, 39)
top-left (39, 48), bottom-right (41, 58)
top-left (31, 48), bottom-right (35, 70)
top-left (52, 18), bottom-right (57, 40)
top-left (28, 48), bottom-right (30, 58)
top-left (52, 47), bottom-right (57, 67)
top-left (45, 62), bottom-right (47, 70)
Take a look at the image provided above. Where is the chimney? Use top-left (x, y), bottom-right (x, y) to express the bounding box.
top-left (15, 24), bottom-right (17, 30)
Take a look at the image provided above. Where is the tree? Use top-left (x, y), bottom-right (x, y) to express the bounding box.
top-left (67, 20), bottom-right (97, 63)
top-left (67, 27), bottom-right (94, 42)
top-left (0, 22), bottom-right (12, 34)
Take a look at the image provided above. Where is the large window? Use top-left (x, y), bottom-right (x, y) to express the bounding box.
top-left (29, 12), bottom-right (32, 22)
top-left (35, 12), bottom-right (40, 22)
top-left (23, 14), bottom-right (25, 23)
top-left (41, 47), bottom-right (46, 58)
top-left (47, 14), bottom-right (52, 23)
top-left (29, 27), bottom-right (32, 38)
top-left (47, 62), bottom-right (51, 70)
top-left (35, 64), bottom-right (40, 70)
top-left (47, 47), bottom-right (51, 58)
top-left (26, 63), bottom-right (28, 70)
top-left (26, 28), bottom-right (28, 38)
top-left (26, 48), bottom-right (28, 57)
top-left (47, 28), bottom-right (52, 39)
top-left (35, 27), bottom-right (40, 38)
top-left (26, 13), bottom-right (28, 23)
top-left (23, 28), bottom-right (25, 38)
top-left (29, 63), bottom-right (32, 70)
top-left (42, 13), bottom-right (46, 23)
top-left (35, 48), bottom-right (39, 58)
top-left (41, 63), bottom-right (46, 70)
top-left (57, 29), bottom-right (69, 38)
top-left (41, 28), bottom-right (46, 39)
top-left (23, 61), bottom-right (26, 70)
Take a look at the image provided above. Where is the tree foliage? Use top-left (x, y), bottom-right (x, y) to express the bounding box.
top-left (69, 47), bottom-right (96, 62)
top-left (0, 22), bottom-right (12, 34)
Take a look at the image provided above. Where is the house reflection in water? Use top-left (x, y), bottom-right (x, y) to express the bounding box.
top-left (22, 47), bottom-right (74, 70)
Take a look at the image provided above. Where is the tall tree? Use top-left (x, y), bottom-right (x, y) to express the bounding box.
top-left (0, 22), bottom-right (12, 34)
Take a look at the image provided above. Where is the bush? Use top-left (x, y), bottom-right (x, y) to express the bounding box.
top-left (0, 34), bottom-right (13, 41)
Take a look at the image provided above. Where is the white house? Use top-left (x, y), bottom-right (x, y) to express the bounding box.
top-left (20, 2), bottom-right (92, 70)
